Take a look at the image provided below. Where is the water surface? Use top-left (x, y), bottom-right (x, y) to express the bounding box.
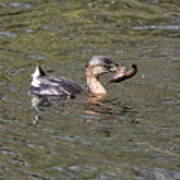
top-left (0, 0), bottom-right (180, 179)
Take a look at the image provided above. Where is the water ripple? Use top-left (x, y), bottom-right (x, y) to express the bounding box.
top-left (9, 2), bottom-right (31, 9)
top-left (0, 31), bottom-right (17, 38)
top-left (28, 54), bottom-right (46, 60)
top-left (133, 25), bottom-right (180, 30)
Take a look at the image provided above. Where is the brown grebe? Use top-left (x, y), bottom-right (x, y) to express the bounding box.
top-left (29, 56), bottom-right (137, 100)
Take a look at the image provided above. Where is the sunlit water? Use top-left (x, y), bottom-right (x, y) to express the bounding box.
top-left (0, 0), bottom-right (180, 179)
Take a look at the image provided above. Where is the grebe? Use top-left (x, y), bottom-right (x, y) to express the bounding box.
top-left (29, 56), bottom-right (137, 99)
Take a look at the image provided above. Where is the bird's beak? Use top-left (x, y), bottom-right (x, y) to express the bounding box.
top-left (109, 63), bottom-right (119, 72)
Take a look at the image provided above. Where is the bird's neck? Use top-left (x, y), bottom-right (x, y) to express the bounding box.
top-left (85, 68), bottom-right (107, 95)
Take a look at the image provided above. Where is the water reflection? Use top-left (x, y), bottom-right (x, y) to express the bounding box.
top-left (30, 92), bottom-right (138, 129)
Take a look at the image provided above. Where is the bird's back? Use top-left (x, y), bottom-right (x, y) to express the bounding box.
top-left (30, 75), bottom-right (84, 99)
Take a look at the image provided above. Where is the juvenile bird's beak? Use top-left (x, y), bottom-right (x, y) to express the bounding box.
top-left (109, 63), bottom-right (119, 72)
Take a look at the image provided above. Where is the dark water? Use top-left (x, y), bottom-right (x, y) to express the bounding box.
top-left (0, 0), bottom-right (180, 179)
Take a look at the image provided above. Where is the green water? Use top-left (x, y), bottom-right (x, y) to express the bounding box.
top-left (0, 0), bottom-right (180, 179)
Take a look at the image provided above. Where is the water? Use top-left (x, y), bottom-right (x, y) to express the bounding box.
top-left (0, 0), bottom-right (180, 179)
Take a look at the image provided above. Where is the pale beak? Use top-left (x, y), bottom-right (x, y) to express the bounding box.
top-left (109, 63), bottom-right (119, 72)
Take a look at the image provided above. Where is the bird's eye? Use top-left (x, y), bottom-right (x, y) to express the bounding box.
top-left (104, 64), bottom-right (110, 69)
